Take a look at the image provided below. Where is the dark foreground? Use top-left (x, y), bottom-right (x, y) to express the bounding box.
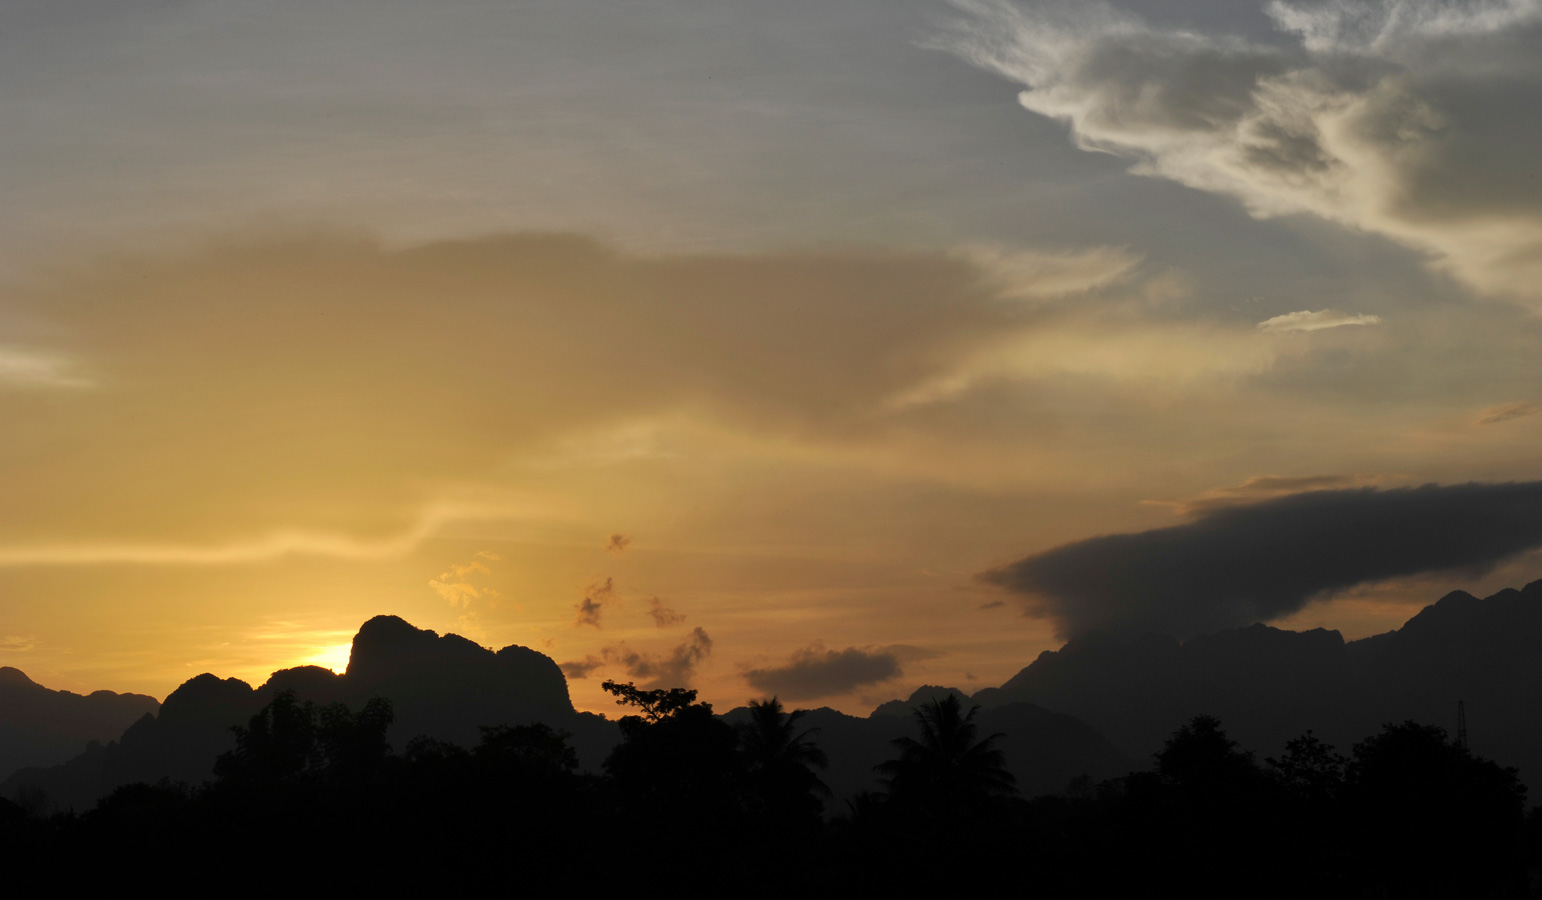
top-left (2, 682), bottom-right (1535, 897)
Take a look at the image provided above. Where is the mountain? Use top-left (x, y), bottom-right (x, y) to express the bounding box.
top-left (976, 579), bottom-right (1542, 787)
top-left (723, 687), bottom-right (1132, 802)
top-left (0, 667), bottom-right (159, 784)
top-left (2, 615), bottom-right (606, 811)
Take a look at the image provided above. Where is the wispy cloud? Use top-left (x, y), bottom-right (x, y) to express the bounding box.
top-left (647, 597), bottom-right (685, 628)
top-left (0, 503), bottom-right (542, 567)
top-left (1477, 401), bottom-right (1539, 426)
top-left (1258, 310), bottom-right (1383, 333)
top-left (574, 577), bottom-right (612, 628)
top-left (604, 627), bottom-right (713, 689)
top-left (942, 0), bottom-right (1542, 304)
top-left (0, 346), bottom-right (92, 389)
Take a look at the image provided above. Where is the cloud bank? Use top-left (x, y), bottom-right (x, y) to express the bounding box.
top-left (983, 480), bottom-right (1542, 640)
top-left (944, 0), bottom-right (1542, 305)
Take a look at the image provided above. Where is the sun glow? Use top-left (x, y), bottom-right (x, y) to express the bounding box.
top-left (306, 642), bottom-right (355, 674)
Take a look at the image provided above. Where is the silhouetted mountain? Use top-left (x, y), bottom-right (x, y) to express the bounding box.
top-left (0, 667), bottom-right (159, 784)
top-left (2, 616), bottom-right (605, 810)
top-left (724, 685), bottom-right (1131, 802)
top-left (977, 579), bottom-right (1542, 789)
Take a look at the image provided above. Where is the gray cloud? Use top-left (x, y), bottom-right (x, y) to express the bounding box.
top-left (1478, 402), bottom-right (1539, 426)
top-left (944, 0), bottom-right (1542, 304)
top-left (983, 480), bottom-right (1542, 640)
top-left (1146, 473), bottom-right (1370, 516)
top-left (742, 642), bottom-right (939, 700)
top-left (604, 533), bottom-right (631, 554)
top-left (559, 655), bottom-right (604, 680)
top-left (605, 627), bottom-right (712, 689)
top-left (574, 577), bottom-right (612, 629)
top-left (647, 597), bottom-right (685, 628)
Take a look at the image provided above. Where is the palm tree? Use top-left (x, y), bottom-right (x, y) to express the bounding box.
top-left (740, 697), bottom-right (829, 780)
top-left (738, 697), bottom-right (831, 831)
top-left (877, 693), bottom-right (1015, 816)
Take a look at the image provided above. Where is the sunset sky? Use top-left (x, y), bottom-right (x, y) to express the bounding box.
top-left (3, 0), bottom-right (1540, 716)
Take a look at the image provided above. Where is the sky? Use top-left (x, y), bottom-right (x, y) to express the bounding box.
top-left (2, 0), bottom-right (1540, 716)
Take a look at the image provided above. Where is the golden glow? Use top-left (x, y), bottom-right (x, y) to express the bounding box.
top-left (305, 643), bottom-right (355, 675)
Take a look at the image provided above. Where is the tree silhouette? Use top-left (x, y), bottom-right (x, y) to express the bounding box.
top-left (600, 680), bottom-right (745, 850)
top-left (738, 697), bottom-right (829, 835)
top-left (1155, 714), bottom-right (1263, 795)
top-left (1346, 720), bottom-right (1526, 896)
top-left (600, 679), bottom-right (698, 723)
top-left (877, 694), bottom-right (1015, 817)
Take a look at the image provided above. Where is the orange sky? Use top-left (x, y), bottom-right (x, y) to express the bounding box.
top-left (2, 0), bottom-right (1540, 716)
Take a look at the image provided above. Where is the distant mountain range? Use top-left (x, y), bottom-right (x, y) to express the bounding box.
top-left (6, 579), bottom-right (1542, 811)
top-left (974, 579), bottom-right (1542, 787)
top-left (0, 668), bottom-right (158, 787)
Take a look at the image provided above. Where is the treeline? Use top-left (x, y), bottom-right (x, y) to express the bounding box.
top-left (1, 681), bottom-right (1536, 896)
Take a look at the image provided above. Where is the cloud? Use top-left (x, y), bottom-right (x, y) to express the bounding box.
top-left (430, 553), bottom-right (502, 637)
top-left (0, 347), bottom-right (92, 390)
top-left (428, 559), bottom-right (493, 608)
top-left (605, 627), bottom-right (713, 689)
top-left (604, 533), bottom-right (631, 554)
top-left (559, 655), bottom-right (604, 680)
top-left (961, 245), bottom-right (1143, 300)
top-left (647, 597), bottom-right (685, 628)
top-left (1257, 310), bottom-right (1383, 333)
top-left (1145, 473), bottom-right (1372, 516)
top-left (884, 319), bottom-right (1283, 410)
top-left (574, 577), bottom-right (612, 629)
top-left (0, 233), bottom-right (1161, 554)
top-left (1477, 401), bottom-right (1539, 425)
top-left (942, 0), bottom-right (1542, 304)
top-left (0, 635), bottom-right (38, 652)
top-left (742, 642), bottom-right (940, 700)
top-left (982, 480), bottom-right (1542, 640)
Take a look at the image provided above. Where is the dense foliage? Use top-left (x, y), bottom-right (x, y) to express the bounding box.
top-left (2, 687), bottom-right (1535, 897)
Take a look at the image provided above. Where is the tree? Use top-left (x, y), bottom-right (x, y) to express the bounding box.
top-left (214, 690), bottom-right (393, 786)
top-left (738, 697), bottom-right (830, 833)
top-left (1267, 729), bottom-right (1346, 804)
top-left (599, 681), bottom-right (746, 850)
top-left (600, 680), bottom-right (699, 724)
top-left (1155, 714), bottom-right (1262, 796)
top-left (1345, 721), bottom-right (1526, 895)
top-left (877, 693), bottom-right (1016, 818)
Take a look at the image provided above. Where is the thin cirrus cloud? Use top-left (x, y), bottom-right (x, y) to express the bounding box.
top-left (982, 480), bottom-right (1542, 641)
top-left (0, 232), bottom-right (1202, 554)
top-left (0, 347), bottom-right (92, 389)
top-left (1257, 309), bottom-right (1383, 333)
top-left (940, 0), bottom-right (1542, 305)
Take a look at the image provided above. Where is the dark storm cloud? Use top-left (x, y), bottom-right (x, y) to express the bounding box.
top-left (983, 481), bottom-right (1542, 640)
